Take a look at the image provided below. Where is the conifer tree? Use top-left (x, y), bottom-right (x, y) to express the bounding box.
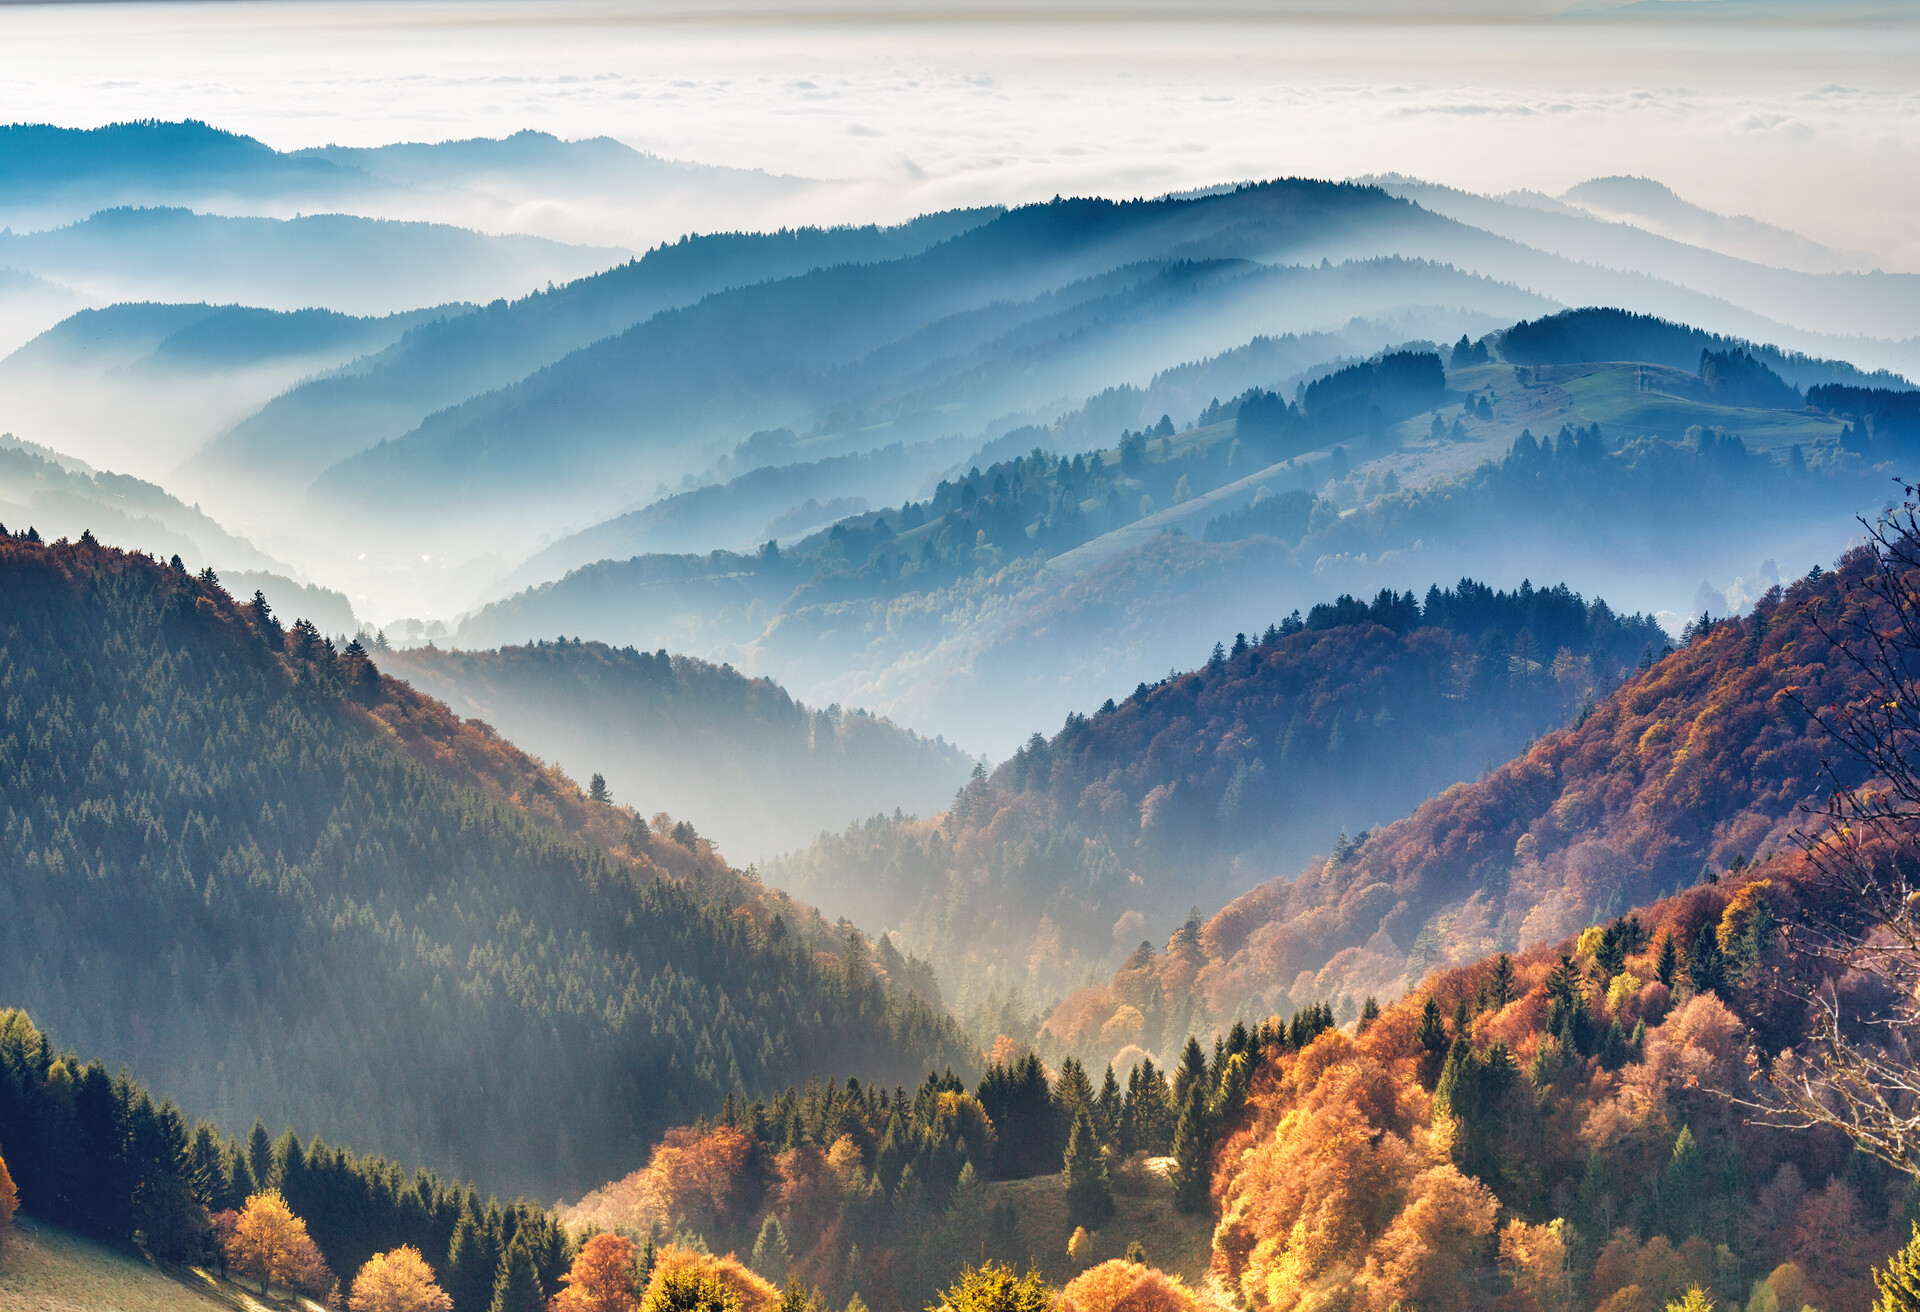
top-left (1095, 1065), bottom-right (1121, 1148)
top-left (489, 1240), bottom-right (545, 1312)
top-left (1415, 997), bottom-right (1450, 1089)
top-left (1688, 924), bottom-right (1727, 997)
top-left (751, 1215), bottom-right (791, 1285)
top-left (247, 1121), bottom-right (275, 1193)
top-left (1357, 996), bottom-right (1380, 1034)
top-left (1062, 1106), bottom-right (1113, 1224)
top-left (1874, 1222), bottom-right (1920, 1312)
top-left (1169, 1082), bottom-right (1212, 1215)
top-left (1655, 932), bottom-right (1679, 988)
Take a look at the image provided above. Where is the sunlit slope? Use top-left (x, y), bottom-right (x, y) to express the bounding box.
top-left (1040, 554), bottom-right (1870, 1068)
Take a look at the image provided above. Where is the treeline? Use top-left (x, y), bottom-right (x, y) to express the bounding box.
top-left (1496, 305), bottom-right (1904, 393)
top-left (563, 1007), bottom-right (1338, 1312)
top-left (0, 533), bottom-right (974, 1199)
top-left (0, 1007), bottom-right (571, 1312)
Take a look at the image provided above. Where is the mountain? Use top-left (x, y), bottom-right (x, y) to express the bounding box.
top-left (1369, 176), bottom-right (1917, 332)
top-left (551, 851), bottom-right (1897, 1312)
top-left (0, 532), bottom-right (973, 1198)
top-left (304, 186), bottom-right (1564, 545)
top-left (1037, 546), bottom-right (1873, 1070)
top-left (765, 577), bottom-right (1665, 1006)
top-left (503, 440), bottom-right (970, 591)
top-left (0, 206), bottom-right (624, 316)
top-left (381, 639), bottom-right (977, 864)
top-left (0, 301), bottom-right (452, 480)
top-left (0, 264), bottom-right (86, 359)
top-left (0, 434), bottom-right (279, 572)
top-left (190, 208), bottom-right (1000, 517)
top-left (457, 309), bottom-right (1895, 760)
top-left (0, 121), bottom-right (825, 250)
top-left (277, 178), bottom-right (1920, 624)
top-left (0, 120), bottom-right (364, 230)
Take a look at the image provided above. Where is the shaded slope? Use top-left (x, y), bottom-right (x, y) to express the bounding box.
top-left (0, 534), bottom-right (973, 1198)
top-left (198, 208), bottom-right (999, 499)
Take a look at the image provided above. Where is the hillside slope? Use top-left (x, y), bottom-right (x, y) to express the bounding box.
top-left (383, 639), bottom-right (976, 863)
top-left (765, 579), bottom-right (1665, 1008)
top-left (1042, 548), bottom-right (1876, 1068)
top-left (0, 534), bottom-right (972, 1198)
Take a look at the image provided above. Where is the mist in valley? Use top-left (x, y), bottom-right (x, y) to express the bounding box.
top-left (9, 7), bottom-right (1920, 1307)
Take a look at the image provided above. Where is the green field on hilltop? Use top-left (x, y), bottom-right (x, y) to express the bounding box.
top-left (1554, 362), bottom-right (1842, 448)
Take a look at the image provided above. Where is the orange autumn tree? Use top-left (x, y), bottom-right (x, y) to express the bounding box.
top-left (350, 1246), bottom-right (454, 1312)
top-left (552, 1233), bottom-right (643, 1312)
top-left (224, 1190), bottom-right (338, 1303)
top-left (1058, 1260), bottom-right (1199, 1312)
top-left (0, 1147), bottom-right (17, 1237)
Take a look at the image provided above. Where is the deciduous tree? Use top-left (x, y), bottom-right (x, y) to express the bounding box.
top-left (351, 1246), bottom-right (455, 1312)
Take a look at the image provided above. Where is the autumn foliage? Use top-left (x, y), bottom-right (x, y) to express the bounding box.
top-left (1051, 555), bottom-right (1883, 1066)
top-left (550, 1234), bottom-right (644, 1312)
top-left (349, 1245), bottom-right (454, 1312)
top-left (1057, 1260), bottom-right (1199, 1312)
top-left (1207, 856), bottom-right (1905, 1312)
top-left (221, 1190), bottom-right (340, 1305)
top-left (0, 1147), bottom-right (17, 1239)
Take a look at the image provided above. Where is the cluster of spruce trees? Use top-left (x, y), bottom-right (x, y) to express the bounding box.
top-left (0, 1008), bottom-right (571, 1312)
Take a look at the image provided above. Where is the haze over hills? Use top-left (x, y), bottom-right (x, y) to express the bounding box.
top-left (442, 308), bottom-right (1901, 757)
top-left (0, 206), bottom-right (624, 318)
top-left (12, 90), bottom-right (1920, 1312)
top-left (383, 639), bottom-right (977, 864)
top-left (0, 301), bottom-right (456, 481)
top-left (1040, 549), bottom-right (1875, 1070)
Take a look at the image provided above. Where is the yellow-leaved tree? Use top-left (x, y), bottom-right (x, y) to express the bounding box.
top-left (0, 1147), bottom-right (18, 1237)
top-left (224, 1190), bottom-right (337, 1301)
top-left (349, 1245), bottom-right (454, 1312)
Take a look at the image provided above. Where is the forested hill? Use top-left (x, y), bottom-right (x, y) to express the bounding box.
top-left (1041, 552), bottom-right (1869, 1069)
top-left (766, 579), bottom-right (1665, 1014)
top-left (384, 639), bottom-right (975, 862)
top-left (0, 533), bottom-right (974, 1198)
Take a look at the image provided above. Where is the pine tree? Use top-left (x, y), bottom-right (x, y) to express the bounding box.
top-left (1062, 1106), bottom-right (1113, 1223)
top-left (1415, 997), bottom-right (1450, 1089)
top-left (1095, 1065), bottom-right (1121, 1149)
top-left (1169, 1082), bottom-right (1212, 1215)
top-left (751, 1215), bottom-right (791, 1285)
top-left (1655, 932), bottom-right (1679, 988)
top-left (246, 1121), bottom-right (275, 1193)
top-left (1688, 923), bottom-right (1727, 997)
top-left (1873, 1221), bottom-right (1920, 1312)
top-left (1662, 1125), bottom-right (1704, 1241)
top-left (1357, 996), bottom-right (1380, 1034)
top-left (1489, 954), bottom-right (1517, 1008)
top-left (489, 1240), bottom-right (545, 1312)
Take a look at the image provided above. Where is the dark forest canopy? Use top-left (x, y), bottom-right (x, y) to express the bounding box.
top-left (0, 532), bottom-right (974, 1198)
top-left (1495, 306), bottom-right (1909, 393)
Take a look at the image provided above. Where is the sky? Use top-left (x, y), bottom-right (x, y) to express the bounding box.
top-left (1, 1), bottom-right (1917, 266)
